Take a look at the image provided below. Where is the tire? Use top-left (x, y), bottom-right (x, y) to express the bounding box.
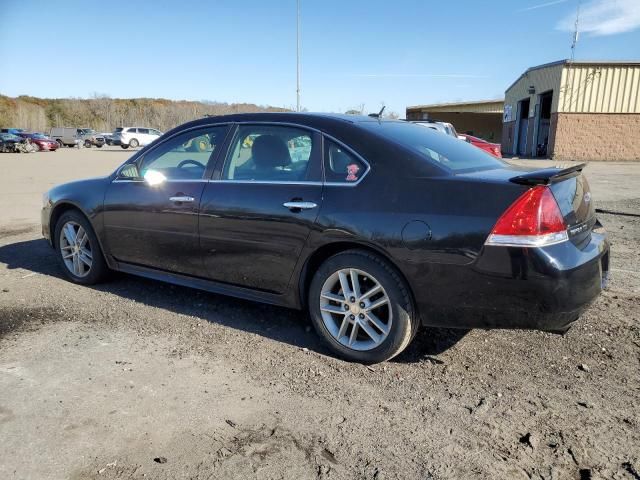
top-left (96, 144), bottom-right (103, 148)
top-left (84, 140), bottom-right (92, 148)
top-left (308, 250), bottom-right (418, 363)
top-left (54, 210), bottom-right (109, 285)
top-left (56, 140), bottom-right (63, 148)
top-left (129, 138), bottom-right (139, 148)
top-left (121, 144), bottom-right (129, 149)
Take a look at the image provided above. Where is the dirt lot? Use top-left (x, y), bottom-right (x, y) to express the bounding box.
top-left (1, 147), bottom-right (639, 480)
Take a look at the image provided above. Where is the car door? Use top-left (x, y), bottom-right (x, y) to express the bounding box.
top-left (136, 128), bottom-right (150, 146)
top-left (199, 123), bottom-right (323, 294)
top-left (103, 125), bottom-right (230, 276)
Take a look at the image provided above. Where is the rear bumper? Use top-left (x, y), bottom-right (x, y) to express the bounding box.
top-left (415, 228), bottom-right (610, 332)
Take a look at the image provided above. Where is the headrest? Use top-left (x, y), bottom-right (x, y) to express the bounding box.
top-left (252, 135), bottom-right (291, 169)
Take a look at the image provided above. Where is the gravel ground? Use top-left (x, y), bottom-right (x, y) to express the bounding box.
top-left (0, 148), bottom-right (639, 479)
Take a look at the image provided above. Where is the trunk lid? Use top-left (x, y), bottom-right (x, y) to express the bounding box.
top-left (509, 164), bottom-right (595, 247)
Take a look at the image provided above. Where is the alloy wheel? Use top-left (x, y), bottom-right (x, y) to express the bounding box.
top-left (319, 268), bottom-right (392, 351)
top-left (59, 221), bottom-right (93, 278)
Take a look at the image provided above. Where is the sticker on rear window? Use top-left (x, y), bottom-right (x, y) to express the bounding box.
top-left (346, 163), bottom-right (360, 181)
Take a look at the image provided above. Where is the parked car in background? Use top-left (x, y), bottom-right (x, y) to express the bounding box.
top-left (412, 120), bottom-right (458, 138)
top-left (0, 128), bottom-right (25, 135)
top-left (41, 113), bottom-right (609, 364)
top-left (0, 133), bottom-right (23, 152)
top-left (118, 127), bottom-right (163, 149)
top-left (0, 132), bottom-right (37, 153)
top-left (17, 132), bottom-right (59, 151)
top-left (78, 129), bottom-right (106, 148)
top-left (50, 127), bottom-right (105, 148)
top-left (459, 134), bottom-right (502, 158)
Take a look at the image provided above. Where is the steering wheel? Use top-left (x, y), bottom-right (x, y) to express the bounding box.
top-left (177, 159), bottom-right (206, 169)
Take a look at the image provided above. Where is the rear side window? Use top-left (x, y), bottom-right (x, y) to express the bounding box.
top-left (324, 140), bottom-right (367, 184)
top-left (127, 128), bottom-right (137, 133)
top-left (222, 125), bottom-right (318, 182)
top-left (138, 128), bottom-right (150, 134)
top-left (362, 121), bottom-right (505, 172)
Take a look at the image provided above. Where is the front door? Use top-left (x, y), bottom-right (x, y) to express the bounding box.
top-left (103, 125), bottom-right (230, 276)
top-left (199, 124), bottom-right (322, 294)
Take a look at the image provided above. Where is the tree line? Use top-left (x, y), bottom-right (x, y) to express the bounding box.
top-left (0, 94), bottom-right (289, 133)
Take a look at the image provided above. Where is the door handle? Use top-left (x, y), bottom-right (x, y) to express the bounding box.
top-left (283, 201), bottom-right (317, 211)
top-left (169, 195), bottom-right (195, 203)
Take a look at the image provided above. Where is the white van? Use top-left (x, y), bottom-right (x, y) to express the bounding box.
top-left (118, 127), bottom-right (163, 149)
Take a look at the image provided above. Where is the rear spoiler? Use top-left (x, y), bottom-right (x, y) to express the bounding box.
top-left (509, 163), bottom-right (586, 186)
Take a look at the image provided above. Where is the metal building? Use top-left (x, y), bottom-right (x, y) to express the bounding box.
top-left (502, 60), bottom-right (640, 161)
top-left (406, 100), bottom-right (504, 142)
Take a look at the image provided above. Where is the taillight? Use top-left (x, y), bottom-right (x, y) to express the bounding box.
top-left (485, 185), bottom-right (568, 247)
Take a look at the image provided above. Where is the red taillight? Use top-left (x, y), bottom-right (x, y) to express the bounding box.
top-left (486, 186), bottom-right (568, 247)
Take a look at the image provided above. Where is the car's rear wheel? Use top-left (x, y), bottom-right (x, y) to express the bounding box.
top-left (84, 140), bottom-right (92, 148)
top-left (129, 138), bottom-right (139, 148)
top-left (54, 210), bottom-right (109, 285)
top-left (309, 250), bottom-right (418, 363)
top-left (121, 144), bottom-right (129, 149)
top-left (56, 140), bottom-right (63, 148)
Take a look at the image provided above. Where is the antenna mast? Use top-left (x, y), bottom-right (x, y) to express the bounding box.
top-left (570, 0), bottom-right (581, 61)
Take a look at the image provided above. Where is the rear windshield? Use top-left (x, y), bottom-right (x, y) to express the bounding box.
top-left (361, 121), bottom-right (505, 172)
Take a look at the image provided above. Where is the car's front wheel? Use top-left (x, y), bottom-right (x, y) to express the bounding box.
top-left (129, 138), bottom-right (139, 148)
top-left (54, 210), bottom-right (109, 285)
top-left (309, 250), bottom-right (418, 363)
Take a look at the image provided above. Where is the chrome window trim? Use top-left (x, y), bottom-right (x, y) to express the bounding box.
top-left (112, 120), bottom-right (373, 188)
top-left (215, 121), bottom-right (372, 188)
top-left (208, 180), bottom-right (323, 186)
top-left (112, 178), bottom-right (210, 184)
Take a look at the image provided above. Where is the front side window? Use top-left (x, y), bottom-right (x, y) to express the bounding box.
top-left (324, 140), bottom-right (368, 183)
top-left (119, 126), bottom-right (228, 181)
top-left (222, 125), bottom-right (316, 182)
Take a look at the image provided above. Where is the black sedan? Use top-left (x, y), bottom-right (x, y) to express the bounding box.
top-left (41, 113), bottom-right (609, 363)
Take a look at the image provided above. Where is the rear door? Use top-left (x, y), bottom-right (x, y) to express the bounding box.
top-left (103, 125), bottom-right (230, 275)
top-left (198, 123), bottom-right (322, 293)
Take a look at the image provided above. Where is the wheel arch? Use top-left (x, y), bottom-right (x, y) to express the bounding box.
top-left (298, 241), bottom-right (418, 318)
top-left (49, 202), bottom-right (91, 247)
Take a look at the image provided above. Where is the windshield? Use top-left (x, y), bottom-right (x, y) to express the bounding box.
top-left (362, 121), bottom-right (505, 172)
top-left (31, 133), bottom-right (48, 139)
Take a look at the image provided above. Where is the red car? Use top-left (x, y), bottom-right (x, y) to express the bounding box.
top-left (460, 134), bottom-right (501, 158)
top-left (17, 132), bottom-right (59, 151)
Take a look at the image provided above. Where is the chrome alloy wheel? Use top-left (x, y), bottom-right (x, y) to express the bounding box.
top-left (319, 268), bottom-right (392, 351)
top-left (59, 221), bottom-right (92, 278)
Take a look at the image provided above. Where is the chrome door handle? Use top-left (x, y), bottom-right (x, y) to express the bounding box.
top-left (169, 196), bottom-right (195, 203)
top-left (283, 201), bottom-right (317, 210)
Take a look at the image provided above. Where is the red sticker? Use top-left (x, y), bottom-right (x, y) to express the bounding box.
top-left (346, 163), bottom-right (360, 181)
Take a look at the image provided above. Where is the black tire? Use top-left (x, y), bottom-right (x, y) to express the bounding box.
top-left (121, 144), bottom-right (129, 149)
top-left (96, 144), bottom-right (103, 148)
top-left (84, 140), bottom-right (92, 148)
top-left (54, 210), bottom-right (109, 285)
top-left (308, 250), bottom-right (418, 363)
top-left (56, 140), bottom-right (63, 148)
top-left (129, 138), bottom-right (139, 148)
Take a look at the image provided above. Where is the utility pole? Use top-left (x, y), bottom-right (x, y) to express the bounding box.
top-left (570, 0), bottom-right (581, 61)
top-left (296, 0), bottom-right (301, 112)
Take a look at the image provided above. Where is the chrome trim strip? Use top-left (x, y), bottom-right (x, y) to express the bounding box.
top-left (112, 179), bottom-right (209, 183)
top-left (207, 180), bottom-right (322, 186)
top-left (485, 231), bottom-right (569, 247)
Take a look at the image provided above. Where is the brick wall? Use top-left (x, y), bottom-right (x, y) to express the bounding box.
top-left (551, 113), bottom-right (640, 161)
